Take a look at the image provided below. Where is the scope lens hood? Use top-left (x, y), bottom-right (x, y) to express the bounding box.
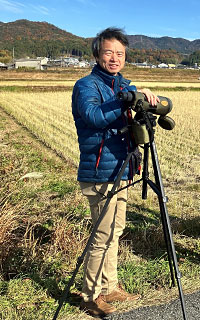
top-left (158, 116), bottom-right (175, 130)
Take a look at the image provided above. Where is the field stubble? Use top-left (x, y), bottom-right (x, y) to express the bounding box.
top-left (0, 89), bottom-right (199, 186)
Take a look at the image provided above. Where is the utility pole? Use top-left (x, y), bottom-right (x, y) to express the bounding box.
top-left (12, 47), bottom-right (15, 65)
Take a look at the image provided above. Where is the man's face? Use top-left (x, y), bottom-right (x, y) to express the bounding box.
top-left (96, 38), bottom-right (126, 75)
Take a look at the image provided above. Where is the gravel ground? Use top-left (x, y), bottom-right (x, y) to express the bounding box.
top-left (105, 291), bottom-right (200, 320)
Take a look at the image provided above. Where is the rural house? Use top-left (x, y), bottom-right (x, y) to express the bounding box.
top-left (14, 57), bottom-right (48, 70)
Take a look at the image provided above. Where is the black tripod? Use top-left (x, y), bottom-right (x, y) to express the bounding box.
top-left (141, 140), bottom-right (188, 320)
top-left (52, 111), bottom-right (188, 320)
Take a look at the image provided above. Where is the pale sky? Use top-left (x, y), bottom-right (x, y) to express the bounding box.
top-left (0, 0), bottom-right (199, 40)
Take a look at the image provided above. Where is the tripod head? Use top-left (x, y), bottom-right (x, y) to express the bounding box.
top-left (117, 91), bottom-right (175, 131)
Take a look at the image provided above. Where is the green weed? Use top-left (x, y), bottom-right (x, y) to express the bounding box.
top-left (118, 258), bottom-right (171, 295)
top-left (0, 278), bottom-right (77, 320)
top-left (48, 180), bottom-right (77, 197)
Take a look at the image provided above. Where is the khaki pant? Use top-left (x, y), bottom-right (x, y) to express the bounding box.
top-left (80, 180), bottom-right (128, 302)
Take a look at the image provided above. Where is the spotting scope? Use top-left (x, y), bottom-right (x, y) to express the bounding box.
top-left (117, 91), bottom-right (175, 130)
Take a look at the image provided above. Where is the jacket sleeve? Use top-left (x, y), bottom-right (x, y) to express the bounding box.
top-left (72, 79), bottom-right (126, 129)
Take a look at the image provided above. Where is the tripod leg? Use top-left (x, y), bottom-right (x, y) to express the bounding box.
top-left (140, 141), bottom-right (175, 285)
top-left (142, 143), bottom-right (149, 199)
top-left (150, 140), bottom-right (188, 320)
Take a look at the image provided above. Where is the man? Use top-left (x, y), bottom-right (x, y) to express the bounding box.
top-left (72, 27), bottom-right (159, 317)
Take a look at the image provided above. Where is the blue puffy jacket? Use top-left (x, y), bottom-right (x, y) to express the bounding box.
top-left (72, 64), bottom-right (137, 182)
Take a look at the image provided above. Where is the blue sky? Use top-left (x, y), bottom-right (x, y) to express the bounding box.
top-left (0, 0), bottom-right (200, 40)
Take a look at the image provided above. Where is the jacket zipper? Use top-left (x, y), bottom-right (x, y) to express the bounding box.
top-left (111, 79), bottom-right (114, 94)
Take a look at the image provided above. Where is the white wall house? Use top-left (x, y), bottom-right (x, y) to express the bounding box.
top-left (158, 63), bottom-right (168, 68)
top-left (15, 57), bottom-right (48, 70)
top-left (64, 57), bottom-right (79, 66)
top-left (78, 61), bottom-right (89, 67)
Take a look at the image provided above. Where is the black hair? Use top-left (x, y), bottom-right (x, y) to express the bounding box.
top-left (92, 27), bottom-right (129, 59)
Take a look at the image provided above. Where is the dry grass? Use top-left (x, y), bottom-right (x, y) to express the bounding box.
top-left (0, 91), bottom-right (80, 163)
top-left (0, 89), bottom-right (199, 175)
top-left (0, 80), bottom-right (75, 87)
top-left (0, 68), bottom-right (90, 80)
top-left (132, 81), bottom-right (200, 88)
top-left (0, 66), bottom-right (199, 82)
top-left (0, 211), bottom-right (22, 268)
top-left (1, 80), bottom-right (200, 89)
top-left (154, 90), bottom-right (200, 179)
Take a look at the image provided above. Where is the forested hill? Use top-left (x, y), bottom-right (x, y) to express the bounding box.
top-left (0, 20), bottom-right (91, 58)
top-left (127, 35), bottom-right (200, 53)
top-left (0, 19), bottom-right (81, 42)
top-left (0, 20), bottom-right (200, 63)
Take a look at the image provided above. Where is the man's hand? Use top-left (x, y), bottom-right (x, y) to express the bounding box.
top-left (137, 88), bottom-right (160, 106)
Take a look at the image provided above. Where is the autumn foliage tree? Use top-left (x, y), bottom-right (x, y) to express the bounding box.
top-left (0, 50), bottom-right (12, 64)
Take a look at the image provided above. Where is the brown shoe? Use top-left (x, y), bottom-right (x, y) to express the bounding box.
top-left (102, 285), bottom-right (141, 303)
top-left (80, 294), bottom-right (117, 317)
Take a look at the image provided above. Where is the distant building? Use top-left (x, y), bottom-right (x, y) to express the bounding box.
top-left (131, 62), bottom-right (156, 68)
top-left (0, 62), bottom-right (8, 70)
top-left (64, 57), bottom-right (79, 66)
top-left (78, 61), bottom-right (89, 68)
top-left (168, 64), bottom-right (176, 69)
top-left (158, 63), bottom-right (168, 68)
top-left (14, 57), bottom-right (48, 70)
top-left (176, 64), bottom-right (186, 69)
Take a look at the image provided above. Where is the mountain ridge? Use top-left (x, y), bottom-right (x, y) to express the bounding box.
top-left (1, 19), bottom-right (200, 54)
top-left (127, 34), bottom-right (200, 53)
top-left (0, 20), bottom-right (200, 64)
